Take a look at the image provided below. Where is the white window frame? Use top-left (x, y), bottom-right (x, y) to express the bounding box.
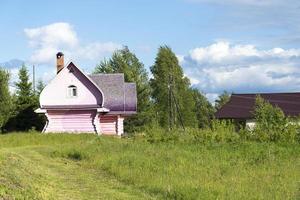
top-left (67, 85), bottom-right (78, 98)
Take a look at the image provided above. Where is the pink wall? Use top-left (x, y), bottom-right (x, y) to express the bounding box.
top-left (45, 110), bottom-right (96, 133)
top-left (44, 111), bottom-right (125, 135)
top-left (99, 115), bottom-right (124, 135)
top-left (40, 63), bottom-right (103, 108)
top-left (100, 115), bottom-right (117, 135)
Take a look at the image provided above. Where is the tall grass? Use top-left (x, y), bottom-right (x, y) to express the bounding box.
top-left (49, 135), bottom-right (300, 199)
top-left (0, 130), bottom-right (299, 199)
top-left (140, 119), bottom-right (300, 144)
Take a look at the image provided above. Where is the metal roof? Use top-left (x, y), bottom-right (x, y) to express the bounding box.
top-left (215, 93), bottom-right (300, 119)
top-left (88, 74), bottom-right (137, 114)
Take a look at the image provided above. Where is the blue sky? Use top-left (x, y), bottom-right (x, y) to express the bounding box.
top-left (1, 0), bottom-right (300, 101)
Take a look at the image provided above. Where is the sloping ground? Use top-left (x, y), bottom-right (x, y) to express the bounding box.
top-left (0, 134), bottom-right (156, 200)
top-left (0, 147), bottom-right (154, 200)
top-left (0, 133), bottom-right (299, 199)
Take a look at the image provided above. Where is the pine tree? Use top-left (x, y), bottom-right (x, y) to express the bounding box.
top-left (36, 79), bottom-right (45, 96)
top-left (215, 91), bottom-right (231, 110)
top-left (14, 65), bottom-right (41, 131)
top-left (33, 79), bottom-right (45, 105)
top-left (0, 68), bottom-right (11, 132)
top-left (94, 58), bottom-right (114, 73)
top-left (34, 79), bottom-right (46, 131)
top-left (150, 46), bottom-right (197, 129)
top-left (94, 46), bottom-right (153, 133)
top-left (16, 65), bottom-right (33, 109)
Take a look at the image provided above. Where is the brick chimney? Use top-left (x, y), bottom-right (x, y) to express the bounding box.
top-left (56, 52), bottom-right (64, 74)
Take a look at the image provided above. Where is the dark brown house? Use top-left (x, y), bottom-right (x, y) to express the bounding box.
top-left (215, 93), bottom-right (300, 128)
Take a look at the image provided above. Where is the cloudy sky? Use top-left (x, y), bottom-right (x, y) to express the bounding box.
top-left (1, 0), bottom-right (300, 101)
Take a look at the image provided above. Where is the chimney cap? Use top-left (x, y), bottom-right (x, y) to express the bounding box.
top-left (56, 52), bottom-right (64, 58)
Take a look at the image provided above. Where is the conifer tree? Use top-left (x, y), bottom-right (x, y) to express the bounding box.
top-left (36, 79), bottom-right (45, 96)
top-left (16, 65), bottom-right (33, 109)
top-left (94, 46), bottom-right (153, 133)
top-left (0, 68), bottom-right (11, 132)
top-left (14, 65), bottom-right (42, 131)
top-left (33, 79), bottom-right (45, 105)
top-left (150, 46), bottom-right (197, 129)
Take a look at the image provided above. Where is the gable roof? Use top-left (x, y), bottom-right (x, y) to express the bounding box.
top-left (40, 62), bottom-right (104, 109)
top-left (88, 74), bottom-right (137, 114)
top-left (215, 93), bottom-right (300, 119)
top-left (39, 61), bottom-right (137, 114)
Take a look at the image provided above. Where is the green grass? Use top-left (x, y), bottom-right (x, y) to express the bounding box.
top-left (0, 133), bottom-right (299, 199)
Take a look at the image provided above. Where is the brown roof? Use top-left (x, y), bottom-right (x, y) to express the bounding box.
top-left (215, 93), bottom-right (300, 119)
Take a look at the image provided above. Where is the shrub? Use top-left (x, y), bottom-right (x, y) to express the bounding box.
top-left (211, 120), bottom-right (240, 143)
top-left (253, 95), bottom-right (300, 142)
top-left (144, 125), bottom-right (181, 143)
top-left (144, 120), bottom-right (241, 144)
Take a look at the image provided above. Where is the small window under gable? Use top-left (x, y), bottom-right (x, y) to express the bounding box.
top-left (67, 85), bottom-right (77, 98)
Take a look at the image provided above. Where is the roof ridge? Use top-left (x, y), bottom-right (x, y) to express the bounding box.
top-left (233, 92), bottom-right (300, 95)
top-left (89, 73), bottom-right (124, 76)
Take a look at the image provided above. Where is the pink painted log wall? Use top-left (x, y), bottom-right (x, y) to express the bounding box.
top-left (45, 110), bottom-right (96, 133)
top-left (117, 116), bottom-right (124, 135)
top-left (99, 115), bottom-right (118, 135)
top-left (44, 111), bottom-right (125, 135)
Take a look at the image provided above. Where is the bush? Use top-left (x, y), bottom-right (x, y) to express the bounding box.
top-left (144, 125), bottom-right (181, 143)
top-left (252, 96), bottom-right (300, 143)
top-left (143, 120), bottom-right (241, 144)
top-left (188, 120), bottom-right (240, 144)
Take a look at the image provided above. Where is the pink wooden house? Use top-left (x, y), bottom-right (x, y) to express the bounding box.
top-left (35, 52), bottom-right (137, 135)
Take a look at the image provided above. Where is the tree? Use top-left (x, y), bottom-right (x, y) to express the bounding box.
top-left (15, 65), bottom-right (33, 109)
top-left (191, 88), bottom-right (215, 129)
top-left (33, 79), bottom-right (45, 105)
top-left (0, 68), bottom-right (11, 132)
top-left (36, 79), bottom-right (45, 96)
top-left (215, 91), bottom-right (231, 110)
top-left (13, 65), bottom-right (42, 131)
top-left (94, 58), bottom-right (115, 73)
top-left (150, 46), bottom-right (197, 129)
top-left (94, 46), bottom-right (153, 133)
top-left (253, 95), bottom-right (287, 141)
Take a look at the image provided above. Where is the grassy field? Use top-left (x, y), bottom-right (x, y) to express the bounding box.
top-left (0, 133), bottom-right (299, 199)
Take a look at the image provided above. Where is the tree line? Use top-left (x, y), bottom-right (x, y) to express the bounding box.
top-left (0, 46), bottom-right (230, 133)
top-left (0, 65), bottom-right (45, 132)
top-left (94, 46), bottom-right (230, 133)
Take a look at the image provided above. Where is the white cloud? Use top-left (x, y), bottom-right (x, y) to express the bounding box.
top-left (205, 93), bottom-right (219, 104)
top-left (189, 41), bottom-right (258, 63)
top-left (76, 42), bottom-right (122, 60)
top-left (187, 41), bottom-right (300, 66)
top-left (24, 22), bottom-right (121, 65)
top-left (182, 41), bottom-right (300, 98)
top-left (24, 22), bottom-right (78, 48)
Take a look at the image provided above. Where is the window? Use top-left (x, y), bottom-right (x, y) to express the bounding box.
top-left (68, 85), bottom-right (77, 98)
